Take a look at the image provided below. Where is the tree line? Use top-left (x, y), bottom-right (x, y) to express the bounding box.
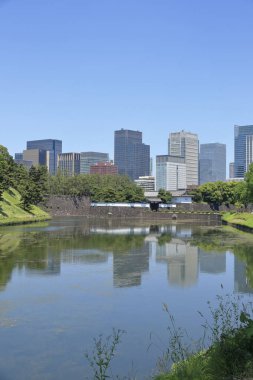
top-left (2, 143), bottom-right (253, 209)
top-left (189, 166), bottom-right (253, 209)
top-left (0, 145), bottom-right (147, 208)
top-left (0, 145), bottom-right (48, 209)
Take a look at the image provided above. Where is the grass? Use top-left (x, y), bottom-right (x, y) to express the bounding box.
top-left (153, 294), bottom-right (253, 380)
top-left (0, 188), bottom-right (51, 226)
top-left (222, 211), bottom-right (253, 229)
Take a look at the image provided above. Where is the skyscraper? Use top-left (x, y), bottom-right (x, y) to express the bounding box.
top-left (168, 131), bottom-right (199, 186)
top-left (23, 149), bottom-right (48, 168)
top-left (58, 153), bottom-right (80, 176)
top-left (26, 139), bottom-right (62, 175)
top-left (199, 143), bottom-right (226, 184)
top-left (234, 125), bottom-right (253, 178)
top-left (114, 129), bottom-right (150, 180)
top-left (229, 162), bottom-right (235, 179)
top-left (80, 152), bottom-right (109, 174)
top-left (156, 155), bottom-right (186, 191)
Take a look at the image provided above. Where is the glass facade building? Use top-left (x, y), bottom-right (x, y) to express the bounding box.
top-left (26, 139), bottom-right (62, 175)
top-left (80, 152), bottom-right (109, 174)
top-left (199, 143), bottom-right (226, 184)
top-left (114, 129), bottom-right (150, 180)
top-left (23, 149), bottom-right (48, 167)
top-left (168, 131), bottom-right (199, 186)
top-left (234, 125), bottom-right (253, 178)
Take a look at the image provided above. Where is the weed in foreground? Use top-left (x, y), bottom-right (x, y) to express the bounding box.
top-left (154, 292), bottom-right (253, 380)
top-left (85, 328), bottom-right (125, 380)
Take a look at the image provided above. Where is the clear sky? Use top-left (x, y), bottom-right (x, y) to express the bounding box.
top-left (1, 0), bottom-right (253, 174)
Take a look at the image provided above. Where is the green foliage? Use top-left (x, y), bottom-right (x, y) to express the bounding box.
top-left (189, 180), bottom-right (249, 208)
top-left (158, 189), bottom-right (172, 204)
top-left (0, 145), bottom-right (15, 199)
top-left (48, 173), bottom-right (145, 203)
top-left (0, 145), bottom-right (49, 211)
top-left (155, 351), bottom-right (209, 380)
top-left (155, 293), bottom-right (253, 380)
top-left (245, 162), bottom-right (253, 203)
top-left (188, 188), bottom-right (202, 203)
top-left (19, 165), bottom-right (49, 210)
top-left (205, 310), bottom-right (253, 379)
top-left (0, 188), bottom-right (50, 227)
top-left (157, 233), bottom-right (172, 246)
top-left (85, 328), bottom-right (125, 380)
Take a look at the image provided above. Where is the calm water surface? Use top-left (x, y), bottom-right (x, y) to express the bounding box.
top-left (0, 217), bottom-right (253, 379)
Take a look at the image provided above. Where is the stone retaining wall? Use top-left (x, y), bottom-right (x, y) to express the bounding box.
top-left (42, 195), bottom-right (221, 224)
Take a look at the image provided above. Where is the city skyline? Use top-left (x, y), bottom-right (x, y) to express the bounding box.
top-left (9, 129), bottom-right (233, 180)
top-left (1, 1), bottom-right (253, 172)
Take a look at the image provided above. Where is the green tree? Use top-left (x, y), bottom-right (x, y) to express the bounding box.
top-left (48, 173), bottom-right (145, 203)
top-left (245, 163), bottom-right (253, 203)
top-left (234, 181), bottom-right (248, 207)
top-left (0, 145), bottom-right (15, 199)
top-left (158, 189), bottom-right (172, 204)
top-left (188, 187), bottom-right (202, 203)
top-left (19, 165), bottom-right (49, 210)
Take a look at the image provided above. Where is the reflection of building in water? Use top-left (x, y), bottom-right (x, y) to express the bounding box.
top-left (234, 256), bottom-right (253, 294)
top-left (198, 250), bottom-right (226, 274)
top-left (91, 227), bottom-right (149, 235)
top-left (25, 254), bottom-right (61, 276)
top-left (113, 244), bottom-right (150, 288)
top-left (156, 238), bottom-right (198, 287)
top-left (61, 249), bottom-right (109, 264)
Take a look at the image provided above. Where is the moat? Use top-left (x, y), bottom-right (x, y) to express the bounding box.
top-left (0, 217), bottom-right (253, 379)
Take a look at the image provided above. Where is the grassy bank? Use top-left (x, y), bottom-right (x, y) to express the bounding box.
top-left (0, 188), bottom-right (51, 226)
top-left (154, 299), bottom-right (253, 380)
top-left (222, 211), bottom-right (253, 229)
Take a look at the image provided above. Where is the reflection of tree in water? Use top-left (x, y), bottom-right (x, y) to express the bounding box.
top-left (0, 228), bottom-right (146, 289)
top-left (191, 228), bottom-right (236, 252)
top-left (157, 233), bottom-right (172, 246)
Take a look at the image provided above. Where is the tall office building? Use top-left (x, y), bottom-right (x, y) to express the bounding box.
top-left (234, 125), bottom-right (253, 178)
top-left (168, 131), bottom-right (199, 186)
top-left (14, 153), bottom-right (23, 160)
top-left (156, 155), bottom-right (186, 191)
top-left (114, 129), bottom-right (150, 180)
top-left (26, 139), bottom-right (62, 175)
top-left (58, 153), bottom-right (80, 176)
top-left (134, 176), bottom-right (155, 192)
top-left (80, 152), bottom-right (109, 174)
top-left (23, 149), bottom-right (48, 167)
top-left (90, 162), bottom-right (118, 175)
top-left (199, 143), bottom-right (226, 184)
top-left (229, 162), bottom-right (235, 179)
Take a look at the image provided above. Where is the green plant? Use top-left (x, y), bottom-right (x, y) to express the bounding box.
top-left (205, 310), bottom-right (253, 379)
top-left (153, 303), bottom-right (206, 377)
top-left (85, 328), bottom-right (125, 380)
top-left (154, 293), bottom-right (253, 380)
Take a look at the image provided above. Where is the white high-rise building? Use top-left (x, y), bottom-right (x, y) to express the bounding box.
top-left (168, 131), bottom-right (199, 186)
top-left (156, 155), bottom-right (186, 191)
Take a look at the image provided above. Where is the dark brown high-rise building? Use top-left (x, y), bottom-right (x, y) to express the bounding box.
top-left (90, 162), bottom-right (118, 175)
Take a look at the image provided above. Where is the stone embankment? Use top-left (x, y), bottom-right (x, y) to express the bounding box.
top-left (43, 195), bottom-right (222, 224)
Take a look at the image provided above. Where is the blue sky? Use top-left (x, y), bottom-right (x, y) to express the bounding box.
top-left (1, 0), bottom-right (253, 173)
